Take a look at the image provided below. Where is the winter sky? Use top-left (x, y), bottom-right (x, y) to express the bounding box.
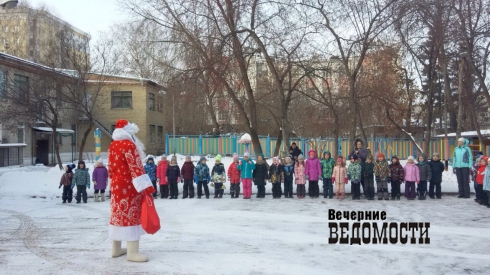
top-left (26, 0), bottom-right (125, 43)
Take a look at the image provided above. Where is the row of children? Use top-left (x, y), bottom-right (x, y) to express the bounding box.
top-left (472, 153), bottom-right (490, 208)
top-left (58, 159), bottom-right (108, 203)
top-left (141, 149), bottom-right (445, 200)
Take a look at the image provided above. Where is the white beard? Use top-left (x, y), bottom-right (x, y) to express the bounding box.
top-left (112, 123), bottom-right (146, 161)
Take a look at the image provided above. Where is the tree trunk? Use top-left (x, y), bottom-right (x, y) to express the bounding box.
top-left (78, 121), bottom-right (94, 161)
top-left (281, 115), bottom-right (290, 158)
top-left (333, 113), bottom-right (340, 157)
top-left (349, 79), bottom-right (357, 141)
top-left (205, 94), bottom-right (220, 135)
top-left (249, 127), bottom-right (262, 156)
top-left (456, 59), bottom-right (464, 140)
top-left (52, 126), bottom-right (63, 170)
top-left (274, 129), bottom-right (282, 157)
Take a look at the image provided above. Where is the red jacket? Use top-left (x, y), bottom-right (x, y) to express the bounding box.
top-left (476, 164), bottom-right (487, 185)
top-left (228, 162), bottom-right (241, 183)
top-left (181, 161), bottom-right (195, 180)
top-left (156, 160), bottom-right (169, 185)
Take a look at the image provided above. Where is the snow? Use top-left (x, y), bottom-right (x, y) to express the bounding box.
top-left (0, 155), bottom-right (488, 274)
top-left (238, 133), bottom-right (252, 144)
top-left (0, 143), bottom-right (27, 147)
top-left (33, 127), bottom-right (75, 133)
top-left (436, 129), bottom-right (490, 138)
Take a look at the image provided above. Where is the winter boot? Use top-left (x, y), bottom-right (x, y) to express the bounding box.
top-left (384, 190), bottom-right (389, 200)
top-left (94, 194), bottom-right (99, 202)
top-left (101, 194), bottom-right (105, 202)
top-left (340, 192), bottom-right (345, 200)
top-left (377, 189), bottom-right (383, 200)
top-left (62, 200), bottom-right (66, 203)
top-left (126, 241), bottom-right (148, 262)
top-left (112, 241), bottom-right (127, 258)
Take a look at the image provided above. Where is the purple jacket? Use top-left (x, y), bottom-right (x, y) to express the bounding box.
top-left (92, 166), bottom-right (108, 190)
top-left (305, 150), bottom-right (322, 181)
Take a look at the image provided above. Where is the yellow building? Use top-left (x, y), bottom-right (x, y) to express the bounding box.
top-left (77, 74), bottom-right (166, 157)
top-left (0, 5), bottom-right (90, 69)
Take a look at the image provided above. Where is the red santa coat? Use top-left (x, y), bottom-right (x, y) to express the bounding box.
top-left (108, 126), bottom-right (152, 241)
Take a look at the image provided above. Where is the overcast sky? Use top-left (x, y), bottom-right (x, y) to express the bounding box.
top-left (26, 0), bottom-right (126, 43)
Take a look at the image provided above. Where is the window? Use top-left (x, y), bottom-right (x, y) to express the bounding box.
top-left (13, 74), bottom-right (29, 99)
top-left (17, 124), bottom-right (24, 143)
top-left (111, 91), bottom-right (132, 109)
top-left (149, 93), bottom-right (155, 111)
top-left (157, 126), bottom-right (163, 144)
top-left (0, 71), bottom-right (5, 97)
top-left (56, 84), bottom-right (62, 107)
top-left (149, 125), bottom-right (156, 144)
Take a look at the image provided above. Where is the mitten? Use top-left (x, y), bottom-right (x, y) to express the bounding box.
top-left (165, 176), bottom-right (168, 182)
top-left (143, 186), bottom-right (156, 196)
top-left (71, 184), bottom-right (75, 189)
top-left (177, 177), bottom-right (181, 183)
top-left (347, 174), bottom-right (351, 180)
top-left (87, 183), bottom-right (90, 189)
top-left (416, 181), bottom-right (420, 185)
top-left (344, 177), bottom-right (348, 184)
top-left (332, 177), bottom-right (335, 183)
top-left (222, 184), bottom-right (226, 189)
top-left (59, 184), bottom-right (62, 189)
top-left (194, 175), bottom-right (198, 183)
top-left (453, 168), bottom-right (456, 174)
top-left (210, 182), bottom-right (214, 187)
top-left (239, 160), bottom-right (243, 165)
top-left (93, 181), bottom-right (97, 186)
top-left (387, 177), bottom-right (391, 183)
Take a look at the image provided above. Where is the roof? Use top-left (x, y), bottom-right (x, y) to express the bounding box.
top-left (436, 129), bottom-right (490, 138)
top-left (0, 143), bottom-right (27, 147)
top-left (0, 52), bottom-right (74, 78)
top-left (33, 127), bottom-right (75, 134)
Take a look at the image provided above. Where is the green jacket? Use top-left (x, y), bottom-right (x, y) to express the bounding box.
top-left (347, 162), bottom-right (362, 182)
top-left (320, 157), bottom-right (335, 178)
top-left (72, 168), bottom-right (90, 187)
top-left (237, 158), bottom-right (255, 179)
top-left (453, 138), bottom-right (473, 168)
top-left (374, 160), bottom-right (390, 181)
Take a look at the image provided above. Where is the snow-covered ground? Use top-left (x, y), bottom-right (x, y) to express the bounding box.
top-left (1, 155), bottom-right (488, 274)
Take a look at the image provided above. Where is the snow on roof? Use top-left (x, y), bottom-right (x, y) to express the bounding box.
top-left (0, 52), bottom-right (74, 78)
top-left (0, 143), bottom-right (27, 147)
top-left (436, 129), bottom-right (490, 138)
top-left (33, 127), bottom-right (75, 134)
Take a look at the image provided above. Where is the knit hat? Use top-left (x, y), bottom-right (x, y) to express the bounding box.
top-left (350, 155), bottom-right (358, 160)
top-left (336, 156), bottom-right (343, 162)
top-left (232, 153), bottom-right (239, 159)
top-left (215, 154), bottom-right (222, 162)
top-left (200, 156), bottom-right (207, 162)
top-left (285, 156), bottom-right (292, 161)
top-left (66, 164), bottom-right (76, 172)
top-left (272, 156), bottom-right (279, 163)
top-left (481, 156), bottom-right (489, 162)
top-left (391, 155), bottom-right (399, 162)
top-left (298, 154), bottom-right (304, 160)
top-left (77, 160), bottom-right (86, 169)
top-left (97, 158), bottom-right (104, 164)
top-left (292, 142), bottom-right (297, 145)
top-left (244, 152), bottom-right (250, 157)
top-left (366, 155), bottom-right (373, 161)
top-left (458, 137), bottom-right (465, 142)
top-left (161, 154), bottom-right (167, 159)
top-left (408, 156), bottom-right (415, 161)
top-left (258, 153), bottom-right (265, 159)
top-left (377, 153), bottom-right (385, 158)
top-left (432, 152), bottom-right (440, 157)
top-left (324, 151), bottom-right (331, 157)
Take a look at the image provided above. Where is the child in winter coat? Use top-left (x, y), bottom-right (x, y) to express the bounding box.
top-left (305, 150), bottom-right (322, 198)
top-left (180, 155), bottom-right (195, 199)
top-left (59, 164), bottom-right (75, 203)
top-left (471, 153), bottom-right (483, 197)
top-left (475, 156), bottom-right (488, 205)
top-left (332, 156), bottom-right (347, 199)
top-left (166, 155), bottom-right (181, 199)
top-left (269, 157), bottom-right (283, 198)
top-left (194, 156), bottom-right (211, 199)
top-left (428, 152), bottom-right (445, 199)
top-left (482, 157), bottom-right (490, 207)
top-left (283, 156), bottom-right (295, 198)
top-left (374, 153), bottom-right (390, 200)
top-left (404, 156), bottom-right (420, 200)
top-left (362, 156), bottom-right (375, 200)
top-left (228, 153), bottom-right (241, 198)
top-left (92, 159), bottom-right (108, 202)
top-left (156, 154), bottom-right (169, 199)
top-left (72, 160), bottom-right (91, 204)
top-left (294, 154), bottom-right (307, 198)
top-left (416, 154), bottom-right (432, 200)
top-left (253, 154), bottom-right (269, 198)
top-left (347, 155), bottom-right (362, 200)
top-left (238, 152), bottom-right (255, 199)
top-left (321, 151), bottom-right (335, 199)
top-left (389, 155), bottom-right (404, 200)
top-left (211, 154), bottom-right (226, 198)
top-left (144, 156), bottom-right (157, 198)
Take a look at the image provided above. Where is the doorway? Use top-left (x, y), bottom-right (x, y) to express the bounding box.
top-left (36, 139), bottom-right (49, 165)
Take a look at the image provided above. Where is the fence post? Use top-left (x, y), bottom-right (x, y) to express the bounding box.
top-left (199, 135), bottom-right (203, 155)
top-left (301, 137), bottom-right (306, 155)
top-left (165, 133), bottom-right (169, 155)
top-left (233, 136), bottom-right (237, 154)
top-left (266, 136), bottom-right (271, 157)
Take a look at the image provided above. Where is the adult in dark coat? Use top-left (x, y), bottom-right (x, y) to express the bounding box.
top-left (428, 152), bottom-right (445, 199)
top-left (289, 142), bottom-right (303, 162)
top-left (349, 138), bottom-right (372, 197)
